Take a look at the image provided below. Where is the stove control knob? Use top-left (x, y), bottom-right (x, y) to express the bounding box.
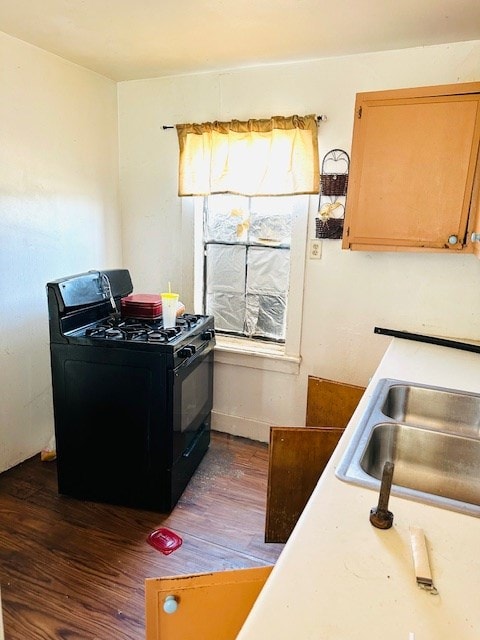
top-left (178, 345), bottom-right (196, 358)
top-left (201, 330), bottom-right (215, 341)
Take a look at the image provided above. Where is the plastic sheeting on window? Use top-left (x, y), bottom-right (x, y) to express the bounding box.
top-left (205, 243), bottom-right (289, 340)
top-left (244, 294), bottom-right (287, 339)
top-left (245, 247), bottom-right (289, 339)
top-left (205, 244), bottom-right (246, 333)
top-left (204, 194), bottom-right (250, 243)
top-left (206, 244), bottom-right (246, 294)
top-left (249, 197), bottom-right (293, 246)
top-left (246, 247), bottom-right (289, 294)
top-left (206, 292), bottom-right (246, 333)
top-left (205, 194), bottom-right (293, 247)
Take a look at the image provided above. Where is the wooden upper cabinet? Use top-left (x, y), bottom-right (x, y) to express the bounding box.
top-left (342, 82), bottom-right (480, 253)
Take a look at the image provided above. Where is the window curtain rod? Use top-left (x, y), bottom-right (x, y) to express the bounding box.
top-left (162, 114), bottom-right (327, 130)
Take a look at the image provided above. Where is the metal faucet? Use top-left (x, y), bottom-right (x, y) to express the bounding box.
top-left (370, 461), bottom-right (394, 529)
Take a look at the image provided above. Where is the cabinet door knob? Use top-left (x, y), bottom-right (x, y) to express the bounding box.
top-left (163, 595), bottom-right (178, 614)
top-left (448, 235), bottom-right (458, 245)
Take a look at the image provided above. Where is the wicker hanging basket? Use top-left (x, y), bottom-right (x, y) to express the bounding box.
top-left (315, 201), bottom-right (345, 240)
top-left (320, 149), bottom-right (350, 196)
top-left (315, 200), bottom-right (345, 240)
top-left (315, 217), bottom-right (344, 239)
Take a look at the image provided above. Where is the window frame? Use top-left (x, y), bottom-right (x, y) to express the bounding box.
top-left (183, 194), bottom-right (312, 367)
top-left (203, 194), bottom-right (293, 343)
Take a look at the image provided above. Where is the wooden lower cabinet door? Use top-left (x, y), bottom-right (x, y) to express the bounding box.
top-left (265, 426), bottom-right (344, 543)
top-left (306, 377), bottom-right (365, 428)
top-left (145, 565), bottom-right (273, 640)
top-left (265, 378), bottom-right (366, 543)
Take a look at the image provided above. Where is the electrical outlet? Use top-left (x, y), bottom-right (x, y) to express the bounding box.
top-left (310, 239), bottom-right (322, 259)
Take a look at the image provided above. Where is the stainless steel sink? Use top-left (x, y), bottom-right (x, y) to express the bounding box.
top-left (381, 383), bottom-right (480, 436)
top-left (336, 379), bottom-right (480, 517)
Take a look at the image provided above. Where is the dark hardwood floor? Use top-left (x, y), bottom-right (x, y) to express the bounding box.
top-left (0, 431), bottom-right (283, 639)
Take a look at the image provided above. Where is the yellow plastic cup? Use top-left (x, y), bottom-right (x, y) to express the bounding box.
top-left (161, 292), bottom-right (179, 328)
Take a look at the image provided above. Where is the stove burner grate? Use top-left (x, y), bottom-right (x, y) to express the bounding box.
top-left (83, 316), bottom-right (197, 343)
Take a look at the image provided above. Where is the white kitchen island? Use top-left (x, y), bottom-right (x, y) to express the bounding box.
top-left (237, 338), bottom-right (480, 639)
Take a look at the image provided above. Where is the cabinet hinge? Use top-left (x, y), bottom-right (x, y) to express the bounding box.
top-left (357, 106), bottom-right (362, 119)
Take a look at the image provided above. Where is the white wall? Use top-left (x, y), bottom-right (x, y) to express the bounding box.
top-left (118, 40), bottom-right (480, 441)
top-left (0, 32), bottom-right (122, 470)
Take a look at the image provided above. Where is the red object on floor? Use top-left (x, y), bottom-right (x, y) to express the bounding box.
top-left (147, 527), bottom-right (183, 555)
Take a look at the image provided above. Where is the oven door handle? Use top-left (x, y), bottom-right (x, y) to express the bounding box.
top-left (182, 423), bottom-right (207, 458)
top-left (174, 339), bottom-right (214, 374)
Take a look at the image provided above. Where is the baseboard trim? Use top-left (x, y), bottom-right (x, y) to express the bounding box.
top-left (211, 410), bottom-right (271, 443)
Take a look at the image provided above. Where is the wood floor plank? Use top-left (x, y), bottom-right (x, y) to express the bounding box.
top-left (0, 431), bottom-right (283, 639)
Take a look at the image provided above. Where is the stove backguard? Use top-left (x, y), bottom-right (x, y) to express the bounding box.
top-left (47, 269), bottom-right (133, 343)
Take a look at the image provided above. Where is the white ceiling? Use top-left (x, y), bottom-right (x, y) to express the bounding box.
top-left (1, 0), bottom-right (480, 81)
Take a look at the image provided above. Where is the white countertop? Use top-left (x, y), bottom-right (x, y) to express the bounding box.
top-left (237, 338), bottom-right (480, 640)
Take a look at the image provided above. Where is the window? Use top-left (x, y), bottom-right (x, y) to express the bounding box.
top-left (189, 194), bottom-right (310, 356)
top-left (203, 194), bottom-right (296, 342)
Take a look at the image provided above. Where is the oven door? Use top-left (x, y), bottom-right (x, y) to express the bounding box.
top-left (169, 340), bottom-right (214, 462)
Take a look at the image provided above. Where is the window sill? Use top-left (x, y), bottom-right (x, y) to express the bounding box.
top-left (214, 335), bottom-right (301, 374)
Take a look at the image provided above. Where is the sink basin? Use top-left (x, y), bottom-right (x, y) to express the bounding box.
top-left (381, 383), bottom-right (480, 436)
top-left (361, 422), bottom-right (480, 507)
top-left (336, 379), bottom-right (480, 517)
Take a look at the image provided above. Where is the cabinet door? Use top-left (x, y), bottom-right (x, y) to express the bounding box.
top-left (265, 378), bottom-right (366, 543)
top-left (342, 82), bottom-right (480, 252)
top-left (306, 377), bottom-right (365, 428)
top-left (470, 145), bottom-right (480, 258)
top-left (265, 426), bottom-right (344, 543)
top-left (145, 566), bottom-right (272, 640)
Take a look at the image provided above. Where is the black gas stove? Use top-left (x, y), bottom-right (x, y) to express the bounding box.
top-left (46, 269), bottom-right (215, 512)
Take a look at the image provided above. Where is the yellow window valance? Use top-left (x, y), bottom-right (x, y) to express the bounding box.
top-left (176, 114), bottom-right (320, 197)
